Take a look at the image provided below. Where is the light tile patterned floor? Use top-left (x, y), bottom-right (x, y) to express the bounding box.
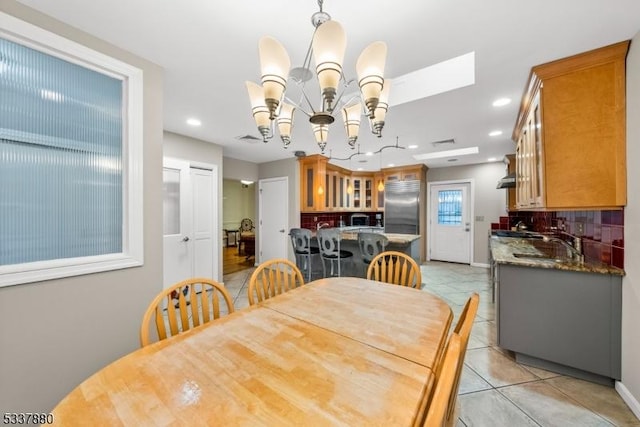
top-left (223, 261), bottom-right (640, 427)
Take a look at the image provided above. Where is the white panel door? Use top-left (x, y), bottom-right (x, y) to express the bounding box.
top-left (163, 158), bottom-right (218, 289)
top-left (163, 158), bottom-right (192, 288)
top-left (258, 177), bottom-right (289, 262)
top-left (191, 167), bottom-right (217, 280)
top-left (429, 183), bottom-right (471, 264)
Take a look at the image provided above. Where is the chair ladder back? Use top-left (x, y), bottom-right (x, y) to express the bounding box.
top-left (368, 251), bottom-right (422, 288)
top-left (141, 278), bottom-right (235, 347)
top-left (445, 293), bottom-right (479, 425)
top-left (422, 334), bottom-right (462, 427)
top-left (248, 258), bottom-right (305, 305)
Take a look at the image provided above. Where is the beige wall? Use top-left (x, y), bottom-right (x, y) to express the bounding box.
top-left (223, 156), bottom-right (259, 182)
top-left (223, 179), bottom-right (256, 230)
top-left (163, 131), bottom-right (224, 282)
top-left (427, 162), bottom-right (507, 265)
top-left (258, 157), bottom-right (301, 262)
top-left (0, 1), bottom-right (164, 412)
top-left (620, 31), bottom-right (640, 415)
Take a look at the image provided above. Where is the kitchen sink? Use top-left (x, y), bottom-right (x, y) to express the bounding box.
top-left (512, 253), bottom-right (563, 262)
top-left (493, 230), bottom-right (543, 239)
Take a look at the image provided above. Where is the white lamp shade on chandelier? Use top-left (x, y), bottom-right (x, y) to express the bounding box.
top-left (342, 103), bottom-right (361, 148)
top-left (258, 36), bottom-right (291, 119)
top-left (356, 41), bottom-right (387, 118)
top-left (312, 20), bottom-right (346, 110)
top-left (245, 1), bottom-right (390, 153)
top-left (371, 79), bottom-right (391, 136)
top-left (277, 102), bottom-right (295, 146)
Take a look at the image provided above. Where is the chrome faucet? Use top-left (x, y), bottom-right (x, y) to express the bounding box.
top-left (317, 222), bottom-right (331, 230)
top-left (542, 235), bottom-right (584, 263)
top-left (515, 221), bottom-right (528, 231)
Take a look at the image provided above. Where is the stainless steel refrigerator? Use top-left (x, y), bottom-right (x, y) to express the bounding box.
top-left (384, 180), bottom-right (420, 234)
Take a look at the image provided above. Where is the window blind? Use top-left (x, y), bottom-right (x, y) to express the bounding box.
top-left (0, 36), bottom-right (123, 266)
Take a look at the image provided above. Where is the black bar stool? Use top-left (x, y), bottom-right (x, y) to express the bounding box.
top-left (289, 228), bottom-right (319, 282)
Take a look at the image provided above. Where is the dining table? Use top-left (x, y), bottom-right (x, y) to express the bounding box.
top-left (51, 277), bottom-right (453, 426)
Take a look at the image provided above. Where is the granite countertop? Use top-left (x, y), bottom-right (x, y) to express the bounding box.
top-left (340, 232), bottom-right (421, 245)
top-left (490, 235), bottom-right (625, 276)
top-left (310, 228), bottom-right (420, 245)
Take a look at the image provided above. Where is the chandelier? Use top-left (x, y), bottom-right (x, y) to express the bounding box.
top-left (245, 0), bottom-right (391, 154)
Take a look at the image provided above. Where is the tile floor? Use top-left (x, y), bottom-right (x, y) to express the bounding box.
top-left (222, 261), bottom-right (640, 427)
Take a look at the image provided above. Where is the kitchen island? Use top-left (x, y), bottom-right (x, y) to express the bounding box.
top-left (490, 234), bottom-right (624, 385)
top-left (309, 227), bottom-right (421, 279)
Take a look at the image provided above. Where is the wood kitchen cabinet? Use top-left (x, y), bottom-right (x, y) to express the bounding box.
top-left (513, 41), bottom-right (629, 210)
top-left (299, 156), bottom-right (425, 212)
top-left (515, 93), bottom-right (543, 209)
top-left (350, 174), bottom-right (374, 210)
top-left (299, 155), bottom-right (326, 212)
top-left (383, 164), bottom-right (425, 182)
top-left (374, 172), bottom-right (385, 210)
top-left (505, 154), bottom-right (517, 212)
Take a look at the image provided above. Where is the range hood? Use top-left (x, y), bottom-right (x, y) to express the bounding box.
top-left (496, 172), bottom-right (516, 189)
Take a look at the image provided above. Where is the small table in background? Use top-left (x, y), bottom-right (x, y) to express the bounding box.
top-left (239, 232), bottom-right (255, 259)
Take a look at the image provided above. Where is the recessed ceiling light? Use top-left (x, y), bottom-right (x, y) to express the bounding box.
top-left (408, 145), bottom-right (418, 149)
top-left (492, 98), bottom-right (511, 107)
top-left (365, 152), bottom-right (374, 156)
top-left (413, 146), bottom-right (479, 160)
top-left (489, 130), bottom-right (503, 137)
top-left (387, 163), bottom-right (395, 167)
top-left (357, 167), bottom-right (364, 171)
top-left (186, 118), bottom-right (202, 126)
top-left (487, 157), bottom-right (497, 162)
top-left (240, 180), bottom-right (254, 185)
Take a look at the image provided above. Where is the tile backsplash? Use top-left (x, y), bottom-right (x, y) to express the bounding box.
top-left (300, 212), bottom-right (383, 230)
top-left (492, 210), bottom-right (624, 269)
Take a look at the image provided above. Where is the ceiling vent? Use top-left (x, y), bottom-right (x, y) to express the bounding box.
top-left (234, 134), bottom-right (261, 143)
top-left (431, 138), bottom-right (456, 146)
top-left (294, 151), bottom-right (306, 158)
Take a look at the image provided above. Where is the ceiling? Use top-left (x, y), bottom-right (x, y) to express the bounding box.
top-left (14, 0), bottom-right (640, 170)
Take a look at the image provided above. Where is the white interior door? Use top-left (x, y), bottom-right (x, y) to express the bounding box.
top-left (191, 167), bottom-right (217, 279)
top-left (429, 182), bottom-right (471, 264)
top-left (259, 177), bottom-right (289, 262)
top-left (163, 158), bottom-right (218, 289)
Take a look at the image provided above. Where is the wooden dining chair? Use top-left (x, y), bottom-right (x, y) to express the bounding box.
top-left (140, 278), bottom-right (235, 347)
top-left (248, 258), bottom-right (305, 305)
top-left (443, 292), bottom-right (479, 425)
top-left (422, 334), bottom-right (462, 427)
top-left (367, 250), bottom-right (422, 288)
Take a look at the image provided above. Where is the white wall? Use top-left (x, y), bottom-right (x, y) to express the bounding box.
top-left (427, 162), bottom-right (507, 265)
top-left (0, 0), bottom-right (164, 412)
top-left (223, 156), bottom-right (259, 182)
top-left (619, 32), bottom-right (640, 416)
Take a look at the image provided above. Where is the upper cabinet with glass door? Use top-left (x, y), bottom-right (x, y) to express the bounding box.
top-left (383, 165), bottom-right (426, 183)
top-left (513, 41), bottom-right (629, 210)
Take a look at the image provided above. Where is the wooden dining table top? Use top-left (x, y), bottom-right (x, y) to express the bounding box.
top-left (51, 277), bottom-right (453, 426)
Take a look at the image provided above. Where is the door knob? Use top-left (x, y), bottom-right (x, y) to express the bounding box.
top-left (182, 236), bottom-right (190, 242)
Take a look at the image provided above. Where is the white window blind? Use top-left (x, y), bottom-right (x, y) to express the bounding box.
top-left (1, 37), bottom-right (123, 265)
top-left (0, 12), bottom-right (144, 287)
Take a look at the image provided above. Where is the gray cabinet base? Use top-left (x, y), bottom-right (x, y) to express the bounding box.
top-left (497, 264), bottom-right (621, 382)
top-left (515, 353), bottom-right (614, 387)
